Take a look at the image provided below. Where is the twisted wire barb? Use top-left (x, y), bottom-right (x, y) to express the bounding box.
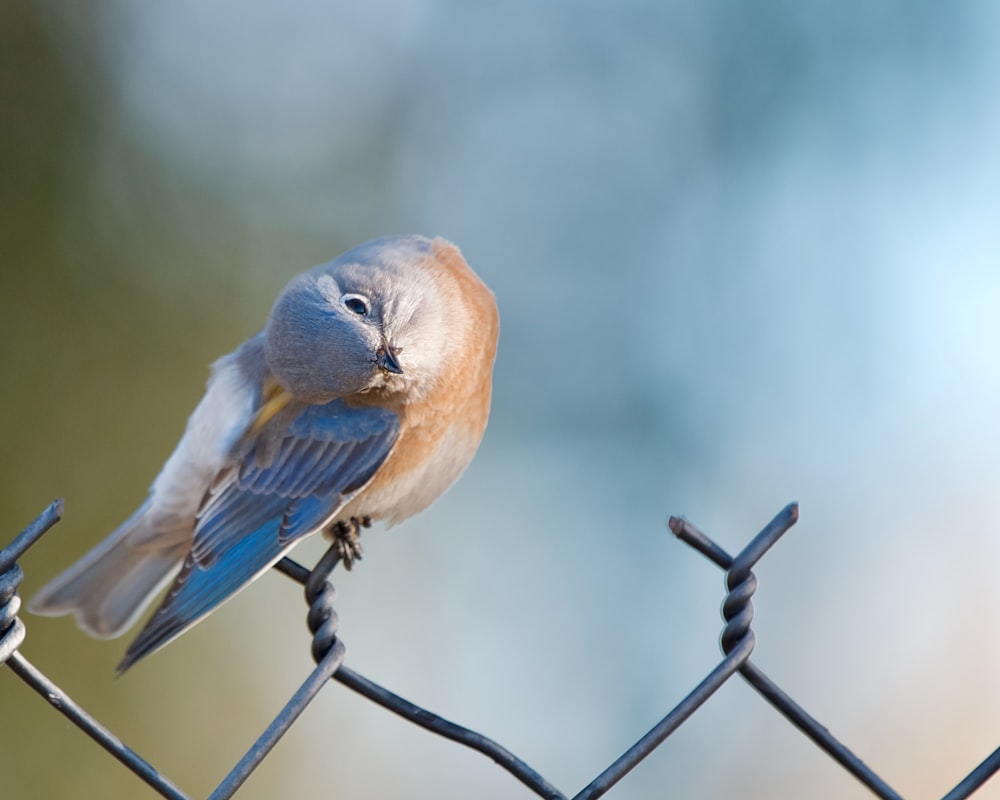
top-left (6, 498), bottom-right (1000, 799)
top-left (0, 565), bottom-right (26, 665)
top-left (0, 500), bottom-right (64, 666)
top-left (671, 505), bottom-right (906, 800)
top-left (274, 551), bottom-right (568, 800)
top-left (570, 505), bottom-right (798, 799)
top-left (1, 500), bottom-right (189, 800)
top-left (207, 544), bottom-right (348, 800)
top-left (304, 543), bottom-right (344, 664)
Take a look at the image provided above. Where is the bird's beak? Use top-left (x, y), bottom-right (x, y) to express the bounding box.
top-left (376, 343), bottom-right (403, 374)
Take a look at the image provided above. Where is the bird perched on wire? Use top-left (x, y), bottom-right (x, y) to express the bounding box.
top-left (29, 235), bottom-right (499, 673)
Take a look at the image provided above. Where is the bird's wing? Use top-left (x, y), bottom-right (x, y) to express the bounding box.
top-left (117, 398), bottom-right (400, 672)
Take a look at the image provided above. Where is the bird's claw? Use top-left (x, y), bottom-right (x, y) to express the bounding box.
top-left (332, 516), bottom-right (371, 570)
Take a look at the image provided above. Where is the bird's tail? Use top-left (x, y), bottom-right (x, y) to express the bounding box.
top-left (28, 502), bottom-right (187, 640)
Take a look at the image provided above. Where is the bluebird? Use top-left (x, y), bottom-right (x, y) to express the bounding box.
top-left (29, 235), bottom-right (499, 673)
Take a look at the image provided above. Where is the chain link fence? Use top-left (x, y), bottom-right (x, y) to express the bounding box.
top-left (2, 499), bottom-right (998, 799)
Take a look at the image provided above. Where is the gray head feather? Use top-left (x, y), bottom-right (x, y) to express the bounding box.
top-left (264, 236), bottom-right (449, 402)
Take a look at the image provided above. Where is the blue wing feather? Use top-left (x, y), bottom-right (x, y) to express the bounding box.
top-left (280, 495), bottom-right (338, 541)
top-left (118, 516), bottom-right (288, 670)
top-left (117, 398), bottom-right (399, 672)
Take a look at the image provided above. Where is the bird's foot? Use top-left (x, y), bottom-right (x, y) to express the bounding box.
top-left (332, 515), bottom-right (370, 570)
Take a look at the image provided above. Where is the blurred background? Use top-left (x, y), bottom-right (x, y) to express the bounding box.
top-left (3, 1), bottom-right (1000, 798)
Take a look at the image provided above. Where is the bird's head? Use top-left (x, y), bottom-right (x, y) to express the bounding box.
top-left (264, 235), bottom-right (463, 403)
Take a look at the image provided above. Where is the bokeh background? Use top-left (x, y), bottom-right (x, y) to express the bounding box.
top-left (4, 2), bottom-right (1000, 798)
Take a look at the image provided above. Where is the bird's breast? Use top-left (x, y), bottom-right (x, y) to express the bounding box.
top-left (342, 395), bottom-right (485, 526)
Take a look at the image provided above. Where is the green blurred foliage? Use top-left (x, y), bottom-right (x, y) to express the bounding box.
top-left (0, 6), bottom-right (307, 798)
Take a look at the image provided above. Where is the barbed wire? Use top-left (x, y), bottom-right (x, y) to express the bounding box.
top-left (2, 499), bottom-right (999, 798)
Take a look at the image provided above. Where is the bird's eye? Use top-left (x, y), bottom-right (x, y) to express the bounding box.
top-left (341, 294), bottom-right (370, 316)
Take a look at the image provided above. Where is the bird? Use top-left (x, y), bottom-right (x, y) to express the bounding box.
top-left (29, 235), bottom-right (499, 673)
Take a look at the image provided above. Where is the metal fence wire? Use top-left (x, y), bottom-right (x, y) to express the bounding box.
top-left (3, 499), bottom-right (1000, 799)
